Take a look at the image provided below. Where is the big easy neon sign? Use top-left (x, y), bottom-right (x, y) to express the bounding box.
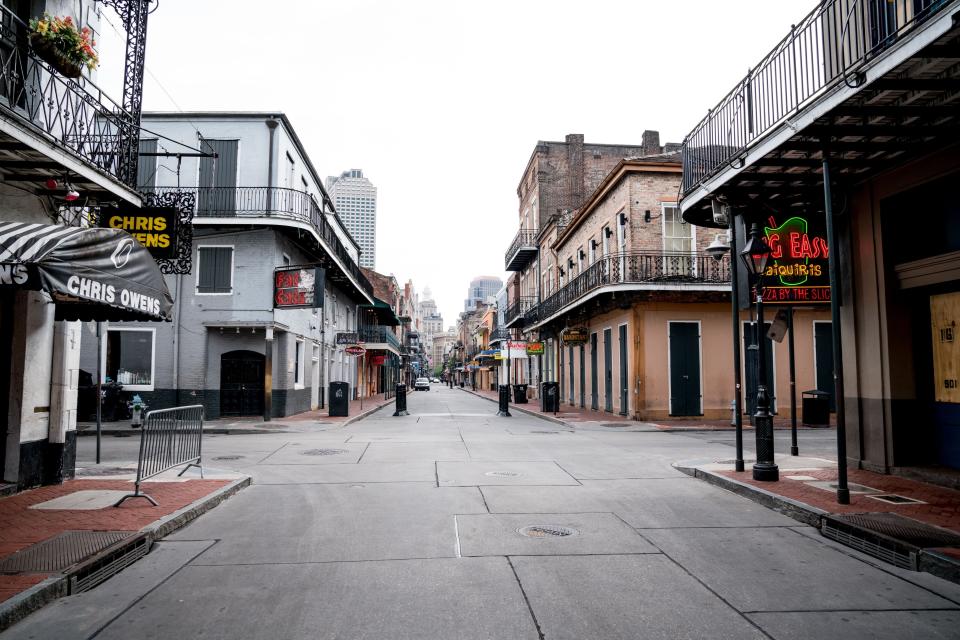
top-left (761, 215), bottom-right (830, 304)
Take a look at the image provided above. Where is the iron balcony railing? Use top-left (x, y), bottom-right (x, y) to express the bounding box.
top-left (504, 228), bottom-right (539, 270)
top-left (358, 326), bottom-right (402, 351)
top-left (157, 186), bottom-right (372, 295)
top-left (505, 296), bottom-right (537, 325)
top-left (680, 0), bottom-right (953, 197)
top-left (529, 252), bottom-right (731, 323)
top-left (0, 5), bottom-right (138, 189)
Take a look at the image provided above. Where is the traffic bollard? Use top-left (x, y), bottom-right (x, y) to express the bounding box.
top-left (497, 384), bottom-right (512, 417)
top-left (393, 383), bottom-right (409, 416)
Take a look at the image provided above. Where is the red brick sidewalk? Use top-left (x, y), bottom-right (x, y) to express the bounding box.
top-left (0, 478), bottom-right (230, 603)
top-left (718, 467), bottom-right (960, 535)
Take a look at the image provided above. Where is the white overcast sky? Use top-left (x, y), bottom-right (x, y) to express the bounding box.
top-left (98, 0), bottom-right (813, 325)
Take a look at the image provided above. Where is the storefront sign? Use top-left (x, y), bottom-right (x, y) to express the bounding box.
top-left (762, 215), bottom-right (830, 305)
top-left (561, 327), bottom-right (589, 345)
top-left (501, 340), bottom-right (528, 360)
top-left (100, 205), bottom-right (179, 259)
top-left (526, 341), bottom-right (545, 355)
top-left (931, 292), bottom-right (960, 404)
top-left (274, 266), bottom-right (325, 309)
top-left (336, 332), bottom-right (359, 345)
top-left (344, 345), bottom-right (366, 356)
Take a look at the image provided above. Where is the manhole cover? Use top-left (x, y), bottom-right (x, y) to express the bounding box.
top-left (485, 471), bottom-right (522, 478)
top-left (601, 422), bottom-right (630, 428)
top-left (212, 455), bottom-right (243, 461)
top-left (301, 448), bottom-right (348, 456)
top-left (530, 431), bottom-right (560, 435)
top-left (76, 466), bottom-right (136, 477)
top-left (0, 531), bottom-right (132, 573)
top-left (518, 525), bottom-right (579, 538)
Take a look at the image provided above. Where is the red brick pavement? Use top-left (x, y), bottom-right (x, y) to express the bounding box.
top-left (718, 467), bottom-right (960, 534)
top-left (0, 478), bottom-right (229, 602)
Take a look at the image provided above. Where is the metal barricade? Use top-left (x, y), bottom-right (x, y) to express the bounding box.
top-left (114, 405), bottom-right (205, 507)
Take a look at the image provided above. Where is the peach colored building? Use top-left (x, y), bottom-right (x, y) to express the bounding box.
top-left (505, 145), bottom-right (830, 420)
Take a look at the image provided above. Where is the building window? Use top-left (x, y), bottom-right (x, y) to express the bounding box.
top-left (197, 246), bottom-right (233, 294)
top-left (294, 339), bottom-right (304, 388)
top-left (104, 328), bottom-right (155, 391)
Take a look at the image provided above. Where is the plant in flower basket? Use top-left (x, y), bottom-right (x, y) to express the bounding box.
top-left (28, 13), bottom-right (98, 79)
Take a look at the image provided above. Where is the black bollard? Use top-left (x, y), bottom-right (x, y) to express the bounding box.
top-left (497, 384), bottom-right (512, 417)
top-left (393, 383), bottom-right (409, 416)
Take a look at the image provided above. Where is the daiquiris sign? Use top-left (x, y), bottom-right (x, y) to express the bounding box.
top-left (762, 215), bottom-right (830, 305)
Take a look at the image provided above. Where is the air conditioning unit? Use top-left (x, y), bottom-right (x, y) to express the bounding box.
top-left (711, 199), bottom-right (731, 226)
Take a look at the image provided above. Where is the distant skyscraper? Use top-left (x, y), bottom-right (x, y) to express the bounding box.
top-left (464, 276), bottom-right (503, 311)
top-left (326, 169), bottom-right (377, 268)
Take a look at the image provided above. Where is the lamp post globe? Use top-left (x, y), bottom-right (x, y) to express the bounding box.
top-left (741, 222), bottom-right (778, 482)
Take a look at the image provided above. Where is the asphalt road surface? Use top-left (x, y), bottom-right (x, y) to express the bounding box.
top-left (6, 387), bottom-right (960, 639)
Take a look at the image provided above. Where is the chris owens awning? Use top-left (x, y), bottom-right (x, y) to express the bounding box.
top-left (0, 221), bottom-right (173, 322)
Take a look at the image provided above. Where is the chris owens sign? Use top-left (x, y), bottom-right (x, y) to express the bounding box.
top-left (100, 205), bottom-right (178, 259)
top-left (762, 215), bottom-right (830, 304)
top-left (274, 266), bottom-right (325, 309)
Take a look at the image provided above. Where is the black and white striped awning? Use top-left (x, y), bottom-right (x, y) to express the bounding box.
top-left (0, 221), bottom-right (173, 321)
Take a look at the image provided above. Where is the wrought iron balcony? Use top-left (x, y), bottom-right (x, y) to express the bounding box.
top-left (680, 0), bottom-right (954, 198)
top-left (505, 228), bottom-right (538, 271)
top-left (529, 252), bottom-right (731, 324)
top-left (0, 5), bottom-right (139, 190)
top-left (157, 186), bottom-right (372, 296)
top-left (504, 296), bottom-right (537, 328)
top-left (358, 326), bottom-right (402, 351)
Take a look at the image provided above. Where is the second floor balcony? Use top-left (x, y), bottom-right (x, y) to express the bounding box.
top-left (358, 326), bottom-right (402, 353)
top-left (504, 296), bottom-right (537, 328)
top-left (0, 5), bottom-right (140, 200)
top-left (157, 186), bottom-right (372, 300)
top-left (505, 228), bottom-right (538, 271)
top-left (680, 0), bottom-right (959, 220)
top-left (527, 251), bottom-right (731, 327)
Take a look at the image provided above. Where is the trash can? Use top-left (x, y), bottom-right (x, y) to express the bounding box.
top-left (513, 384), bottom-right (528, 404)
top-left (541, 381), bottom-right (559, 413)
top-left (802, 389), bottom-right (830, 427)
top-left (328, 381), bottom-right (350, 417)
top-left (393, 383), bottom-right (409, 417)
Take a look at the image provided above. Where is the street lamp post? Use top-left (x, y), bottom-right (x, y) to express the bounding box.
top-left (741, 222), bottom-right (779, 482)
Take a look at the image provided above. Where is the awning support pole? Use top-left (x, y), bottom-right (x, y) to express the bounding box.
top-left (822, 155), bottom-right (850, 505)
top-left (95, 321), bottom-right (102, 465)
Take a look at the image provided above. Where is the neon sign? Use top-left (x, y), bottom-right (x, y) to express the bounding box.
top-left (761, 215), bottom-right (830, 304)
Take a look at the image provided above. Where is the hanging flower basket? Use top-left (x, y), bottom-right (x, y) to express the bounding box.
top-left (29, 32), bottom-right (83, 78)
top-left (27, 14), bottom-right (99, 80)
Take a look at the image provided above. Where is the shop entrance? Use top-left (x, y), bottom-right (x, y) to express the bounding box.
top-left (220, 350), bottom-right (265, 417)
top-left (931, 292), bottom-right (960, 468)
top-left (0, 291), bottom-right (12, 482)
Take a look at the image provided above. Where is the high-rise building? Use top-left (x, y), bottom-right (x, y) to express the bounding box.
top-left (326, 169), bottom-right (377, 268)
top-left (464, 276), bottom-right (503, 311)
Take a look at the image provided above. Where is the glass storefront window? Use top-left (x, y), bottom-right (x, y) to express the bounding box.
top-left (105, 329), bottom-right (155, 390)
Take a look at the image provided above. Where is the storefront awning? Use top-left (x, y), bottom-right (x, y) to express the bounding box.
top-left (0, 221), bottom-right (173, 322)
top-left (359, 297), bottom-right (400, 326)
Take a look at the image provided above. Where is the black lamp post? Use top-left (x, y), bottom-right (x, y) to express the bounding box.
top-left (740, 222), bottom-right (779, 482)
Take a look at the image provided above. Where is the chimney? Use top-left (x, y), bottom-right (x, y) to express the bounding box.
top-left (641, 130), bottom-right (661, 156)
top-left (566, 134), bottom-right (585, 209)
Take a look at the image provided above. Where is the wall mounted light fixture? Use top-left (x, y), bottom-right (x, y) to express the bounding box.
top-left (644, 210), bottom-right (651, 223)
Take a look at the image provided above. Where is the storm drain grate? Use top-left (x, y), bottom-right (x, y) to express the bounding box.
top-left (518, 525), bottom-right (579, 538)
top-left (69, 535), bottom-right (150, 594)
top-left (301, 449), bottom-right (348, 456)
top-left (0, 531), bottom-right (133, 573)
top-left (485, 471), bottom-right (522, 478)
top-left (869, 494), bottom-right (926, 505)
top-left (212, 455), bottom-right (243, 461)
top-left (821, 513), bottom-right (960, 571)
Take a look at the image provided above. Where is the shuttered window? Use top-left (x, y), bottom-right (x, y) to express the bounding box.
top-left (137, 139), bottom-right (158, 192)
top-left (197, 246), bottom-right (233, 293)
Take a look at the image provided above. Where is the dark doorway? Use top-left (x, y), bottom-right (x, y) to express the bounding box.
top-left (579, 344), bottom-right (586, 409)
top-left (0, 291), bottom-right (13, 482)
top-left (220, 350), bottom-right (265, 417)
top-left (619, 325), bottom-right (629, 416)
top-left (814, 321), bottom-right (835, 412)
top-left (590, 333), bottom-right (599, 411)
top-left (669, 322), bottom-right (702, 416)
top-left (744, 322), bottom-right (776, 415)
top-left (568, 346), bottom-right (575, 406)
top-left (604, 328), bottom-right (613, 412)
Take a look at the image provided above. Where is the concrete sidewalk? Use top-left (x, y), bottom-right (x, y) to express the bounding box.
top-left (77, 394), bottom-right (397, 435)
top-left (0, 466), bottom-right (250, 630)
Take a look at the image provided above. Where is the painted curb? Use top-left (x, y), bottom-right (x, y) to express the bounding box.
top-left (0, 474), bottom-right (251, 632)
